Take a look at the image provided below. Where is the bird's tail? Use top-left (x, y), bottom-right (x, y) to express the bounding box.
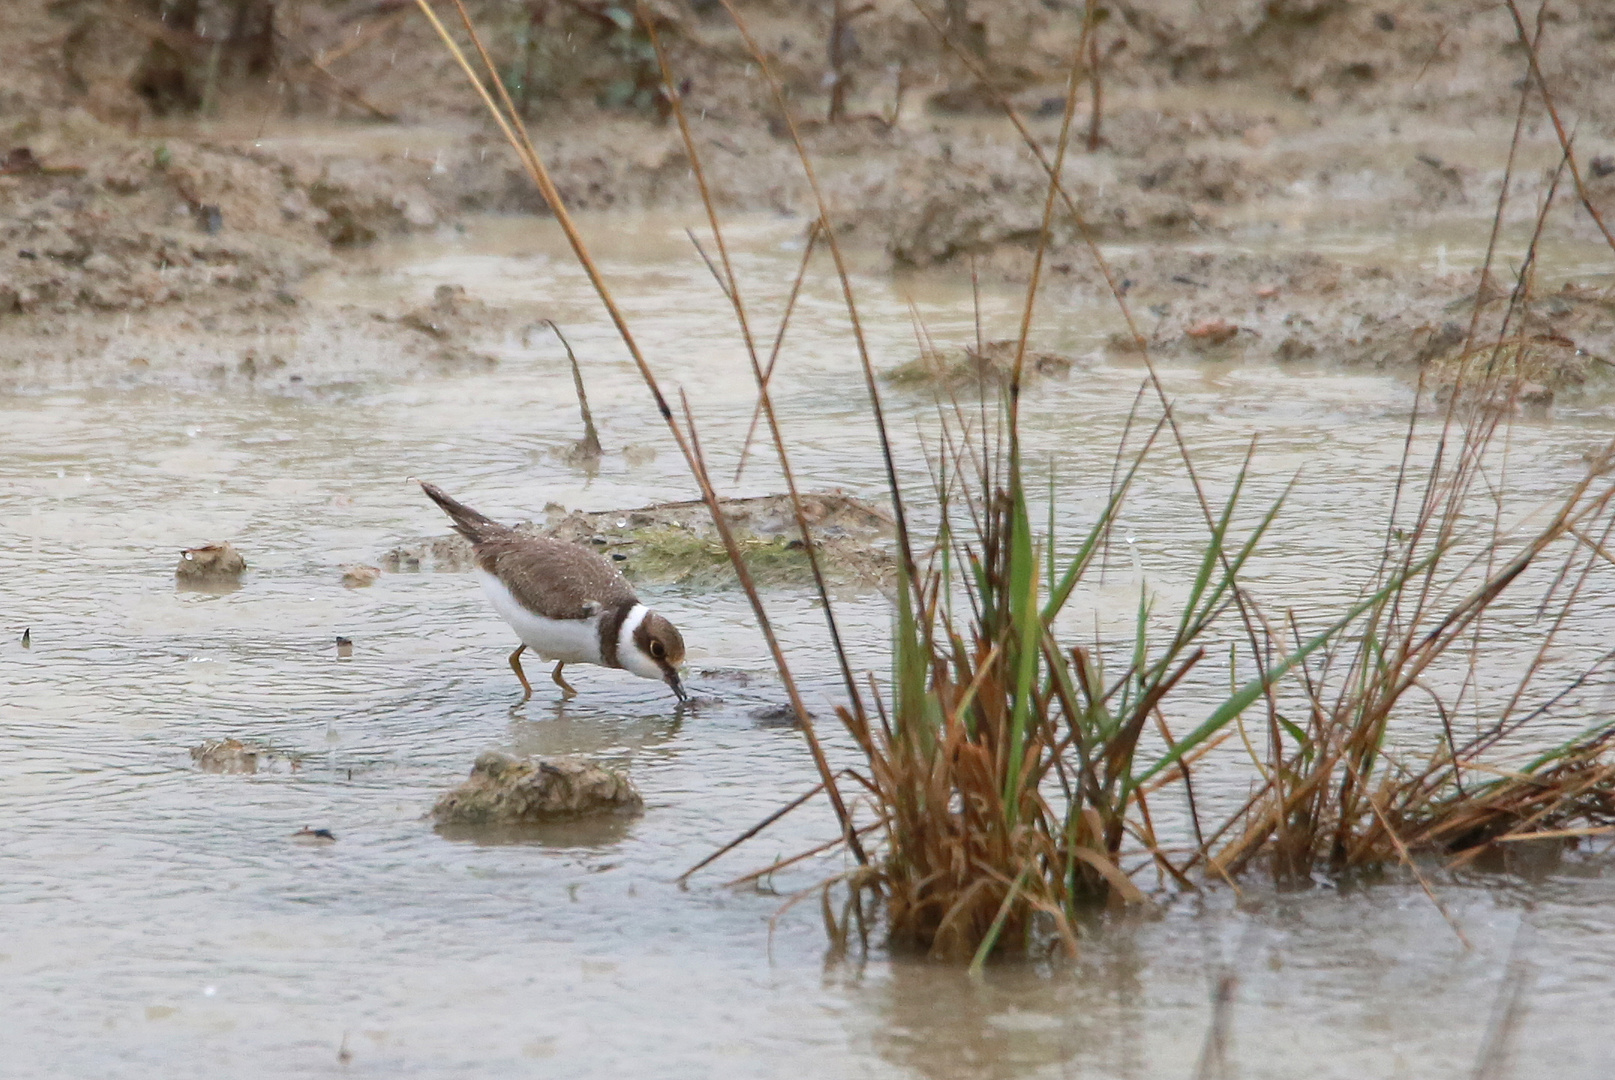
top-left (417, 480), bottom-right (505, 544)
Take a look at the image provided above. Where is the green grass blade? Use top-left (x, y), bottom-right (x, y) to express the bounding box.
top-left (1003, 481), bottom-right (1043, 818)
top-left (1132, 549), bottom-right (1443, 787)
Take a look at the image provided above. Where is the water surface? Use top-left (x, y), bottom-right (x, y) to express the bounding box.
top-left (5, 212), bottom-right (1615, 1078)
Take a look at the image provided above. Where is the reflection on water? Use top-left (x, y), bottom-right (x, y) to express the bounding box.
top-left (4, 213), bottom-right (1615, 1078)
top-left (432, 816), bottom-right (640, 849)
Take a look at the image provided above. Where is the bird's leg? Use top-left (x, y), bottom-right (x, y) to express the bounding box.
top-left (551, 661), bottom-right (579, 699)
top-left (508, 644), bottom-right (533, 702)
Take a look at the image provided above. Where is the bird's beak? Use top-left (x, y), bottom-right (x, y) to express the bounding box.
top-left (667, 671), bottom-right (688, 702)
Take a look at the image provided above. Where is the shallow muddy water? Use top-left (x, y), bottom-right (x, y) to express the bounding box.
top-left (6, 212), bottom-right (1615, 1078)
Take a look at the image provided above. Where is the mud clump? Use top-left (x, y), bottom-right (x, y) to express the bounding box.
top-left (191, 737), bottom-right (296, 775)
top-left (175, 541), bottom-right (246, 589)
top-left (383, 491), bottom-right (895, 590)
top-left (885, 339), bottom-right (1076, 389)
top-left (750, 703), bottom-right (812, 728)
top-left (378, 283), bottom-right (502, 346)
top-left (432, 752), bottom-right (643, 825)
top-left (341, 564), bottom-right (381, 588)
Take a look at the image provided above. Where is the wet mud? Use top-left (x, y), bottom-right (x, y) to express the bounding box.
top-left (4, 1), bottom-right (1614, 392)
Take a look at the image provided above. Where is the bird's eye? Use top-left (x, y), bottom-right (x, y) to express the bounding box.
top-left (649, 640), bottom-right (666, 659)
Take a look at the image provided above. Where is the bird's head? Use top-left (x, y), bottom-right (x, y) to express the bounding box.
top-left (624, 609), bottom-right (687, 700)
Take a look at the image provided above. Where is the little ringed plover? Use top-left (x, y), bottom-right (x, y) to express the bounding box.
top-left (419, 481), bottom-right (687, 702)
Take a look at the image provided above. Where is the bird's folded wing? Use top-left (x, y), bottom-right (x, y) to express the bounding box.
top-left (477, 536), bottom-right (638, 620)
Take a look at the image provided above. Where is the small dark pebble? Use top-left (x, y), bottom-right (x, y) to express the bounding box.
top-left (18, 249), bottom-right (36, 260)
top-left (1591, 156), bottom-right (1615, 180)
top-left (610, 552), bottom-right (628, 561)
top-left (1373, 11), bottom-right (1395, 30)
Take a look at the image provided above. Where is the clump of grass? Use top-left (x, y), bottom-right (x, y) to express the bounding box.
top-left (844, 324), bottom-right (1615, 958)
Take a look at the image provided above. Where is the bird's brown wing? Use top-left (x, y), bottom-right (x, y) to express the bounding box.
top-left (474, 535), bottom-right (638, 620)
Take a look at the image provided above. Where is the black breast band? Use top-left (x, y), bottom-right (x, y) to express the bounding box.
top-left (598, 598), bottom-right (639, 669)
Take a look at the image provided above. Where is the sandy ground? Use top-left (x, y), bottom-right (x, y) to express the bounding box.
top-left (2, 0), bottom-right (1614, 391)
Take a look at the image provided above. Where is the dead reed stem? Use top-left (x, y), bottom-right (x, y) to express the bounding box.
top-left (543, 320), bottom-right (601, 460)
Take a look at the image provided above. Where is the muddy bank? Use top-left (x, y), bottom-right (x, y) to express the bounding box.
top-left (873, 241), bottom-right (1615, 399)
top-left (0, 268), bottom-right (518, 392)
top-left (3, 0), bottom-right (1614, 386)
top-left (384, 490), bottom-right (894, 590)
top-left (1058, 248), bottom-right (1615, 395)
top-left (0, 107), bottom-right (446, 308)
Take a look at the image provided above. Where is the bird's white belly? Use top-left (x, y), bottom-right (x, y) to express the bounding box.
top-left (475, 568), bottom-right (604, 664)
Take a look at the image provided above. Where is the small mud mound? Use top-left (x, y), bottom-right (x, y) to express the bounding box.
top-left (190, 737), bottom-right (298, 774)
top-left (175, 541), bottom-right (246, 591)
top-left (885, 339), bottom-right (1077, 389)
top-left (1420, 287), bottom-right (1613, 406)
top-left (341, 564), bottom-right (381, 588)
top-left (432, 752), bottom-right (643, 825)
top-left (383, 491), bottom-right (895, 590)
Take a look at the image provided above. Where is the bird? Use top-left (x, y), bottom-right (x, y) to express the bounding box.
top-left (418, 481), bottom-right (687, 703)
